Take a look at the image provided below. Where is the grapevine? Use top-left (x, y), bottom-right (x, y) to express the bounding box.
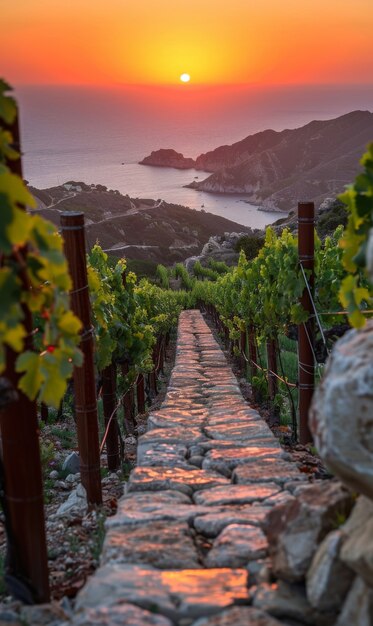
top-left (0, 80), bottom-right (82, 407)
top-left (338, 143), bottom-right (373, 328)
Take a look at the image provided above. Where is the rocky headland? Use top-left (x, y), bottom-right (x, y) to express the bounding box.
top-left (139, 149), bottom-right (196, 169)
top-left (140, 110), bottom-right (373, 212)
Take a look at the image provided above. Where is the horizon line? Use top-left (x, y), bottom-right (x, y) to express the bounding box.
top-left (11, 81), bottom-right (373, 90)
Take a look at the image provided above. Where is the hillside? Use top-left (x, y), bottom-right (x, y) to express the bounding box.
top-left (28, 182), bottom-right (252, 264)
top-left (141, 111), bottom-right (373, 212)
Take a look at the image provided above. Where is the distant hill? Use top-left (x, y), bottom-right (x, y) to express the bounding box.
top-left (141, 111), bottom-right (373, 212)
top-left (28, 182), bottom-right (252, 265)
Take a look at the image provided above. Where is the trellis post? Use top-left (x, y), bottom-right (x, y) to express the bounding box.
top-left (266, 338), bottom-right (278, 400)
top-left (102, 363), bottom-right (120, 471)
top-left (121, 360), bottom-right (135, 434)
top-left (60, 211), bottom-right (102, 505)
top-left (136, 373), bottom-right (146, 414)
top-left (298, 201), bottom-right (315, 444)
top-left (0, 111), bottom-right (50, 602)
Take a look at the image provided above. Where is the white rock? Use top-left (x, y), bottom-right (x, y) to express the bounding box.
top-left (56, 483), bottom-right (87, 517)
top-left (65, 473), bottom-right (79, 484)
top-left (62, 451), bottom-right (80, 474)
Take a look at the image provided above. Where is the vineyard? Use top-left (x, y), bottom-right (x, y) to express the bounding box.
top-left (1, 79), bottom-right (373, 606)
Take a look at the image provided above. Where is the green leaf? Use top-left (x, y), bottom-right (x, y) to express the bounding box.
top-left (4, 324), bottom-right (27, 352)
top-left (0, 172), bottom-right (36, 209)
top-left (0, 192), bottom-right (15, 254)
top-left (39, 350), bottom-right (70, 407)
top-left (0, 268), bottom-right (21, 316)
top-left (7, 206), bottom-right (33, 246)
top-left (349, 309), bottom-right (366, 329)
top-left (57, 310), bottom-right (82, 336)
top-left (0, 81), bottom-right (17, 124)
top-left (16, 351), bottom-right (42, 400)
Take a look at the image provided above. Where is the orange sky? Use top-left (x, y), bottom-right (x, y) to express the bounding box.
top-left (2, 0), bottom-right (373, 86)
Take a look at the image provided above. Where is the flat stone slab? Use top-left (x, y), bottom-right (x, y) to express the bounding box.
top-left (139, 444), bottom-right (192, 470)
top-left (120, 489), bottom-right (192, 506)
top-left (148, 411), bottom-right (208, 430)
top-left (128, 466), bottom-right (229, 496)
top-left (137, 427), bottom-right (207, 460)
top-left (233, 461), bottom-right (303, 486)
top-left (194, 484), bottom-right (282, 507)
top-left (76, 564), bottom-right (249, 621)
top-left (190, 605), bottom-right (285, 626)
top-left (202, 448), bottom-right (287, 477)
top-left (108, 491), bottom-right (221, 528)
top-left (205, 423), bottom-right (274, 441)
top-left (199, 439), bottom-right (279, 453)
top-left (147, 410), bottom-right (201, 423)
top-left (194, 506), bottom-right (269, 537)
top-left (69, 603), bottom-right (173, 626)
top-left (206, 524), bottom-right (268, 568)
top-left (102, 521), bottom-right (201, 569)
top-left (261, 491), bottom-right (296, 507)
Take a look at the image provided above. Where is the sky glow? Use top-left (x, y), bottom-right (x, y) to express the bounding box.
top-left (1, 0), bottom-right (373, 86)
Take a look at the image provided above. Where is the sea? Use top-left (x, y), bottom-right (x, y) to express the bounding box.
top-left (16, 83), bottom-right (373, 229)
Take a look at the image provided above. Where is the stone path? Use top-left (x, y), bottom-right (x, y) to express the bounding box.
top-left (69, 310), bottom-right (308, 626)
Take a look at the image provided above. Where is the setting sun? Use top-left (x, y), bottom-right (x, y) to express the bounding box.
top-left (180, 73), bottom-right (191, 83)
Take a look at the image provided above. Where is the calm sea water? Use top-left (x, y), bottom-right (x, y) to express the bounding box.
top-left (16, 83), bottom-right (373, 228)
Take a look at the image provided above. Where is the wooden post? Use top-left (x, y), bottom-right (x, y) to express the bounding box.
top-left (224, 325), bottom-right (229, 349)
top-left (0, 112), bottom-right (50, 602)
top-left (40, 403), bottom-right (49, 423)
top-left (266, 338), bottom-right (278, 400)
top-left (101, 363), bottom-right (120, 471)
top-left (159, 335), bottom-right (165, 374)
top-left (240, 329), bottom-right (247, 373)
top-left (121, 361), bottom-right (135, 434)
top-left (136, 373), bottom-right (146, 414)
top-left (60, 211), bottom-right (102, 505)
top-left (149, 343), bottom-right (158, 396)
top-left (298, 202), bottom-right (315, 445)
top-left (57, 402), bottom-right (63, 420)
top-left (248, 324), bottom-right (258, 381)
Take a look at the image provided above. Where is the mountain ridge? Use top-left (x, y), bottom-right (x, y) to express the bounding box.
top-left (140, 110), bottom-right (373, 212)
top-left (27, 182), bottom-right (253, 265)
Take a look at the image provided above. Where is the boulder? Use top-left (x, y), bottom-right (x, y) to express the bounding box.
top-left (62, 451), bottom-right (80, 474)
top-left (252, 581), bottom-right (336, 626)
top-left (340, 496), bottom-right (373, 586)
top-left (263, 481), bottom-right (353, 581)
top-left (56, 483), bottom-right (87, 517)
top-left (306, 530), bottom-right (354, 611)
top-left (335, 576), bottom-right (373, 626)
top-left (309, 321), bottom-right (373, 500)
top-left (185, 232), bottom-right (249, 272)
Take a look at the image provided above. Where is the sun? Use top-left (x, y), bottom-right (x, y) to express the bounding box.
top-left (180, 73), bottom-right (191, 83)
